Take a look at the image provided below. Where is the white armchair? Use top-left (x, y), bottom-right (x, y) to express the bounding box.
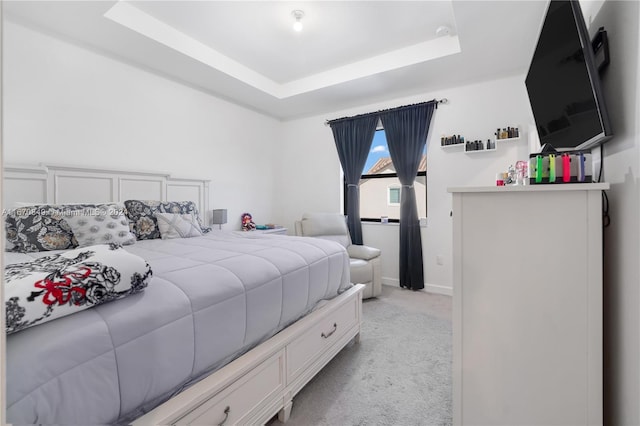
top-left (295, 212), bottom-right (382, 299)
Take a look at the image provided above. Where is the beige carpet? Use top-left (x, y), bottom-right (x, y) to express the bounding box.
top-left (273, 285), bottom-right (452, 426)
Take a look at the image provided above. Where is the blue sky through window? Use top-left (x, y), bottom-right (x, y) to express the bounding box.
top-left (364, 130), bottom-right (427, 174)
top-left (364, 131), bottom-right (389, 173)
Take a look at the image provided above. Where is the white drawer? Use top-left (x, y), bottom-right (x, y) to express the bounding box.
top-left (176, 351), bottom-right (284, 425)
top-left (287, 296), bottom-right (358, 380)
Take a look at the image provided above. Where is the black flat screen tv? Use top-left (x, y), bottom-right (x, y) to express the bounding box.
top-left (525, 0), bottom-right (612, 152)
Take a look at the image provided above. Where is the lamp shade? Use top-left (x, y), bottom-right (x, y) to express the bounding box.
top-left (212, 209), bottom-right (228, 225)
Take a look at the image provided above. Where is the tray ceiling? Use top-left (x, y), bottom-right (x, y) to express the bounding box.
top-left (4, 1), bottom-right (548, 120)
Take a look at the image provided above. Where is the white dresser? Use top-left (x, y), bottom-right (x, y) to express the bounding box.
top-left (449, 183), bottom-right (608, 425)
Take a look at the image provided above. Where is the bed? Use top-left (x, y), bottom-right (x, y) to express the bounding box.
top-left (3, 164), bottom-right (364, 425)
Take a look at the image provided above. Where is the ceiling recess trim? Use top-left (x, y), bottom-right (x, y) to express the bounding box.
top-left (104, 1), bottom-right (461, 100)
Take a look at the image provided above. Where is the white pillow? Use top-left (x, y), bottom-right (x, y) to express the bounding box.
top-left (65, 207), bottom-right (136, 247)
top-left (156, 212), bottom-right (203, 239)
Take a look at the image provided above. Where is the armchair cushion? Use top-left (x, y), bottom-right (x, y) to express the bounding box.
top-left (347, 244), bottom-right (381, 261)
top-left (300, 212), bottom-right (348, 236)
top-left (350, 259), bottom-right (373, 286)
top-left (299, 213), bottom-right (351, 248)
top-left (301, 213), bottom-right (351, 247)
top-left (296, 212), bottom-right (382, 298)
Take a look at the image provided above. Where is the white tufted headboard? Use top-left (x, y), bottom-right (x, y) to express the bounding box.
top-left (3, 163), bottom-right (211, 224)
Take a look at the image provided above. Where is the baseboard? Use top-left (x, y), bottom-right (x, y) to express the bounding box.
top-left (382, 277), bottom-right (400, 287)
top-left (424, 284), bottom-right (453, 296)
top-left (382, 277), bottom-right (453, 296)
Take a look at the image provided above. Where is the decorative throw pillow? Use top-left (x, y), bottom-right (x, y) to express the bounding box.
top-left (4, 235), bottom-right (15, 252)
top-left (124, 200), bottom-right (211, 240)
top-left (65, 207), bottom-right (136, 247)
top-left (4, 203), bottom-right (126, 253)
top-left (123, 200), bottom-right (162, 240)
top-left (4, 206), bottom-right (76, 253)
top-left (156, 213), bottom-right (203, 239)
top-left (4, 243), bottom-right (152, 334)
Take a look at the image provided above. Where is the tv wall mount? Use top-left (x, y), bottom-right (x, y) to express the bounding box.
top-left (592, 27), bottom-right (610, 74)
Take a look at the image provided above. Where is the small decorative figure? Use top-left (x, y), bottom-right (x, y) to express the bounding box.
top-left (506, 164), bottom-right (516, 185)
top-left (241, 213), bottom-right (256, 231)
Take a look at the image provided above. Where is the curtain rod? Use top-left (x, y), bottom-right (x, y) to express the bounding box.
top-left (324, 98), bottom-right (448, 126)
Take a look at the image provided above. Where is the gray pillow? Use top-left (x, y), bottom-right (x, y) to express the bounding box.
top-left (156, 213), bottom-right (203, 239)
top-left (65, 207), bottom-right (136, 247)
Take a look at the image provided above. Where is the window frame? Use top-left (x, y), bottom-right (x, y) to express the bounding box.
top-left (343, 170), bottom-right (427, 223)
top-left (387, 185), bottom-right (401, 206)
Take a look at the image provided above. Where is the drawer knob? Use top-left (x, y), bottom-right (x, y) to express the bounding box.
top-left (321, 323), bottom-right (338, 339)
top-left (218, 406), bottom-right (230, 426)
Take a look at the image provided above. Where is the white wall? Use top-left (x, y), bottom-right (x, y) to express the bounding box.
top-left (3, 20), bottom-right (282, 230)
top-left (588, 1), bottom-right (640, 423)
top-left (277, 74), bottom-right (534, 294)
top-left (275, 115), bottom-right (343, 221)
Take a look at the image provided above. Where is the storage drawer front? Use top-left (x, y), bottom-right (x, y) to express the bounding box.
top-left (177, 351), bottom-right (283, 425)
top-left (287, 297), bottom-right (358, 380)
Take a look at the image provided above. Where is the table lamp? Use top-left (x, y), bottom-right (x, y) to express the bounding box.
top-left (212, 209), bottom-right (227, 230)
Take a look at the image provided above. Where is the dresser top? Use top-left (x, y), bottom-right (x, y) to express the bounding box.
top-left (447, 183), bottom-right (609, 193)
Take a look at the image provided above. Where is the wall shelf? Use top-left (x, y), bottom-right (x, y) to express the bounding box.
top-left (441, 143), bottom-right (465, 149)
top-left (441, 127), bottom-right (524, 156)
top-left (465, 147), bottom-right (497, 154)
top-left (495, 136), bottom-right (521, 143)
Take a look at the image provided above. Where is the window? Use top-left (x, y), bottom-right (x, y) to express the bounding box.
top-left (345, 129), bottom-right (427, 222)
top-left (387, 186), bottom-right (401, 206)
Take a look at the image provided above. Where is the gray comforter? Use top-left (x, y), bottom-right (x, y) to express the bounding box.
top-left (5, 232), bottom-right (350, 425)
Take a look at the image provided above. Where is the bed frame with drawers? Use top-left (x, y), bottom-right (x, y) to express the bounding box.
top-left (3, 163), bottom-right (364, 425)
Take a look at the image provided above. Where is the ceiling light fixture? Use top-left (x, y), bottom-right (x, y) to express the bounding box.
top-left (292, 10), bottom-right (305, 32)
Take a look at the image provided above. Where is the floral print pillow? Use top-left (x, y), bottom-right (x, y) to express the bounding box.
top-left (4, 203), bottom-right (124, 253)
top-left (123, 200), bottom-right (162, 240)
top-left (124, 200), bottom-right (211, 240)
top-left (4, 243), bottom-right (152, 334)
